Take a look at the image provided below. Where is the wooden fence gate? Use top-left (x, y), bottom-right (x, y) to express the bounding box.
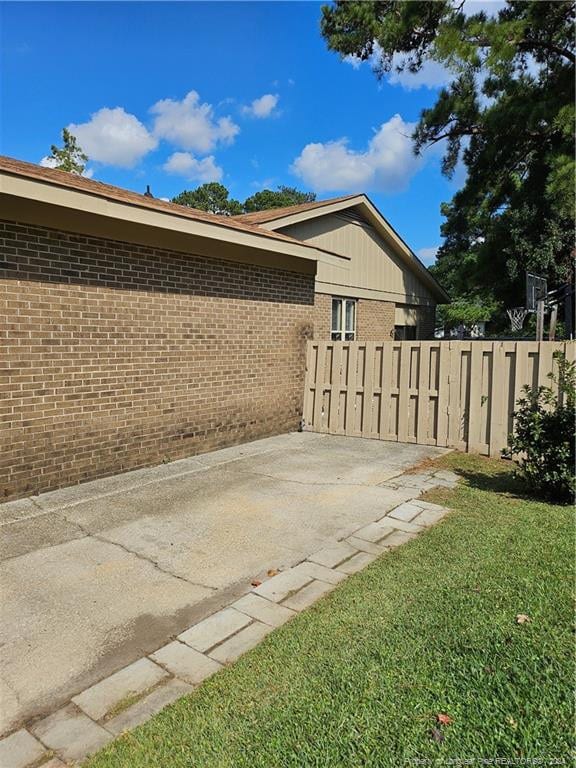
top-left (302, 340), bottom-right (575, 457)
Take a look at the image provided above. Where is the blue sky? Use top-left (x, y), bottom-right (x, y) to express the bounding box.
top-left (0, 1), bottom-right (477, 265)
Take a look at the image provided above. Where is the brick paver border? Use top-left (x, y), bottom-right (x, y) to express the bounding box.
top-left (0, 468), bottom-right (457, 767)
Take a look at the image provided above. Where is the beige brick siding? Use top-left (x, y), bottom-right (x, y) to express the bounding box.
top-left (1, 220), bottom-right (315, 500)
top-left (314, 292), bottom-right (395, 341)
top-left (356, 298), bottom-right (395, 341)
top-left (313, 292), bottom-right (332, 339)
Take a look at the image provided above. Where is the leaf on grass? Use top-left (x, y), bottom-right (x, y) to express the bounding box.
top-left (429, 727), bottom-right (445, 743)
top-left (515, 614), bottom-right (531, 624)
top-left (267, 569), bottom-right (279, 577)
top-left (436, 713), bottom-right (453, 725)
top-left (507, 716), bottom-right (518, 729)
top-left (251, 579), bottom-right (262, 587)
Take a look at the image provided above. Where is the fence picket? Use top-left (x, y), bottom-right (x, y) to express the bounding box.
top-left (447, 342), bottom-right (462, 448)
top-left (312, 342), bottom-right (327, 432)
top-left (302, 342), bottom-right (316, 428)
top-left (397, 344), bottom-right (410, 443)
top-left (416, 342), bottom-right (431, 444)
top-left (436, 342), bottom-right (450, 446)
top-left (467, 343), bottom-right (484, 452)
top-left (362, 342), bottom-right (376, 437)
top-left (379, 342), bottom-right (393, 439)
top-left (344, 344), bottom-right (358, 436)
top-left (489, 342), bottom-right (505, 457)
top-left (328, 343), bottom-right (342, 434)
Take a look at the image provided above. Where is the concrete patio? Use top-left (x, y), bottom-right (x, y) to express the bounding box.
top-left (0, 432), bottom-right (449, 738)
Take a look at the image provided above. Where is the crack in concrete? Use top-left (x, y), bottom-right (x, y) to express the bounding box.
top-left (243, 467), bottom-right (408, 489)
top-left (56, 514), bottom-right (219, 593)
top-left (94, 532), bottom-right (218, 592)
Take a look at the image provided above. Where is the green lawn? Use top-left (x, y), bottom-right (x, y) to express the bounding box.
top-left (87, 453), bottom-right (574, 767)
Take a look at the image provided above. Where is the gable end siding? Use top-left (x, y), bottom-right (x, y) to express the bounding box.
top-left (279, 214), bottom-right (435, 305)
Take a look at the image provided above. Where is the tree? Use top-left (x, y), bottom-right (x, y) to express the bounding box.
top-left (46, 128), bottom-right (88, 175)
top-left (243, 186), bottom-right (316, 212)
top-left (172, 183), bottom-right (316, 215)
top-left (321, 1), bottom-right (575, 324)
top-left (436, 296), bottom-right (497, 331)
top-left (172, 183), bottom-right (243, 215)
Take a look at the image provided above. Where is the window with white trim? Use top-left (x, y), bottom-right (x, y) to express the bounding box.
top-left (331, 297), bottom-right (356, 341)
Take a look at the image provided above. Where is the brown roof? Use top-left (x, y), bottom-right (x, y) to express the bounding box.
top-left (234, 194), bottom-right (360, 225)
top-left (0, 155), bottom-right (325, 252)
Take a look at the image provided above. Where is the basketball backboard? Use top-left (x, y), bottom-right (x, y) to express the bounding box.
top-left (526, 272), bottom-right (548, 311)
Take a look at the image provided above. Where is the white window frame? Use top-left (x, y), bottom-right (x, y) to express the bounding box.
top-left (331, 297), bottom-right (356, 341)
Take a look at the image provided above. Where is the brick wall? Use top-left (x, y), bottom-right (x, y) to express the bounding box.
top-left (313, 293), bottom-right (332, 339)
top-left (1, 220), bottom-right (315, 500)
top-left (356, 297), bottom-right (395, 341)
top-left (314, 292), bottom-right (395, 341)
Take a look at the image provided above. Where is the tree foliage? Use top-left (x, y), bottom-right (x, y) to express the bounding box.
top-left (321, 1), bottom-right (575, 322)
top-left (437, 296), bottom-right (497, 330)
top-left (171, 183), bottom-right (243, 215)
top-left (243, 186), bottom-right (316, 212)
top-left (47, 128), bottom-right (88, 175)
top-left (172, 184), bottom-right (315, 215)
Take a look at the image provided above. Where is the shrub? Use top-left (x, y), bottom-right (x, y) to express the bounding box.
top-left (509, 351), bottom-right (576, 503)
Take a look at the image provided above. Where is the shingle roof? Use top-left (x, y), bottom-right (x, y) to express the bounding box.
top-left (233, 194), bottom-right (361, 225)
top-left (0, 155), bottom-right (322, 252)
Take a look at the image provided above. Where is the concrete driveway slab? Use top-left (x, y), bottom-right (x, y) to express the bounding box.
top-left (0, 513), bottom-right (85, 560)
top-left (0, 537), bottom-right (212, 735)
top-left (0, 432), bottom-right (448, 737)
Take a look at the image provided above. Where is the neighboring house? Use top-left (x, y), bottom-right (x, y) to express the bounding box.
top-left (236, 195), bottom-right (448, 342)
top-left (0, 156), bottom-right (447, 500)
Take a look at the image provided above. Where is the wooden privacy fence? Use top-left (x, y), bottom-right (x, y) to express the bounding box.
top-left (303, 340), bottom-right (575, 457)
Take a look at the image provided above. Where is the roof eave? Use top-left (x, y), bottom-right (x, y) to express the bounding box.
top-left (250, 195), bottom-right (366, 231)
top-left (0, 170), bottom-right (344, 268)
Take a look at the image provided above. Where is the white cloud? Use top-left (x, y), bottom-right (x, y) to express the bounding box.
top-left (291, 115), bottom-right (426, 193)
top-left (39, 155), bottom-right (94, 178)
top-left (416, 246), bottom-right (439, 266)
top-left (151, 91), bottom-right (239, 153)
top-left (343, 54), bottom-right (363, 70)
top-left (163, 151), bottom-right (223, 183)
top-left (251, 177), bottom-right (275, 189)
top-left (242, 93), bottom-right (279, 119)
top-left (345, 43), bottom-right (452, 91)
top-left (67, 107), bottom-right (157, 168)
top-left (388, 55), bottom-right (452, 91)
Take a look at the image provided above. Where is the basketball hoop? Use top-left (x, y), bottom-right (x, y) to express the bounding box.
top-left (507, 307), bottom-right (529, 332)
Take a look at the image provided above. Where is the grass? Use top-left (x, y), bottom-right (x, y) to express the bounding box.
top-left (86, 453), bottom-right (574, 767)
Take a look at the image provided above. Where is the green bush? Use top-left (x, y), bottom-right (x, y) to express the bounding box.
top-left (509, 351), bottom-right (575, 503)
